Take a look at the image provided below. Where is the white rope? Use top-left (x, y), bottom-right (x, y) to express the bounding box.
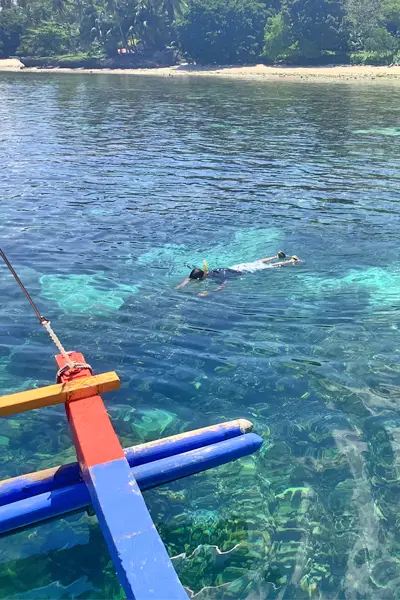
top-left (41, 319), bottom-right (75, 370)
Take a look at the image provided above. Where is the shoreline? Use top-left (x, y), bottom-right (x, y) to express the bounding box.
top-left (1, 60), bottom-right (400, 82)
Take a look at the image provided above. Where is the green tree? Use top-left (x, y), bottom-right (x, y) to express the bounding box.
top-left (135, 0), bottom-right (171, 49)
top-left (0, 8), bottom-right (25, 57)
top-left (52, 0), bottom-right (68, 19)
top-left (163, 0), bottom-right (186, 21)
top-left (0, 0), bottom-right (185, 58)
top-left (18, 21), bottom-right (73, 55)
top-left (78, 1), bottom-right (101, 49)
top-left (129, 0), bottom-right (185, 50)
top-left (345, 0), bottom-right (395, 50)
top-left (176, 0), bottom-right (267, 64)
top-left (263, 0), bottom-right (348, 61)
top-left (22, 0), bottom-right (53, 26)
top-left (263, 11), bottom-right (290, 60)
top-left (2, 0), bottom-right (396, 64)
top-left (382, 0), bottom-right (400, 37)
top-left (284, 0), bottom-right (347, 58)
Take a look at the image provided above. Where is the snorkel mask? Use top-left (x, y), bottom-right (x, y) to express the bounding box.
top-left (202, 260), bottom-right (208, 279)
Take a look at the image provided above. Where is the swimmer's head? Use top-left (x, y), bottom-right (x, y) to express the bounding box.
top-left (189, 268), bottom-right (205, 280)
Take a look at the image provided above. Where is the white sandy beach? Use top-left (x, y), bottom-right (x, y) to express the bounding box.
top-left (1, 58), bottom-right (400, 82)
top-left (0, 58), bottom-right (25, 70)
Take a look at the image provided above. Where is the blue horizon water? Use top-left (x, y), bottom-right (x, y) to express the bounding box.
top-left (0, 72), bottom-right (400, 599)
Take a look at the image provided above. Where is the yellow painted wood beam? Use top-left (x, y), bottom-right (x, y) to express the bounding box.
top-left (0, 372), bottom-right (120, 417)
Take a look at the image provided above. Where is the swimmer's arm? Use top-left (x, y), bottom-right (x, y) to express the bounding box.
top-left (259, 251), bottom-right (287, 263)
top-left (259, 254), bottom-right (279, 263)
top-left (176, 278), bottom-right (190, 289)
top-left (216, 280), bottom-right (228, 291)
top-left (270, 258), bottom-right (297, 268)
top-left (199, 280), bottom-right (227, 297)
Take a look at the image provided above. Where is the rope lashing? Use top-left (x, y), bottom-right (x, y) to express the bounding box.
top-left (41, 319), bottom-right (75, 371)
top-left (0, 248), bottom-right (91, 377)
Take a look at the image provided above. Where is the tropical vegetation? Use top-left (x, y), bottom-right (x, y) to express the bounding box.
top-left (0, 0), bottom-right (399, 64)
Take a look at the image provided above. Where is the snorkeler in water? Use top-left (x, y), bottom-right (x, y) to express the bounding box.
top-left (176, 251), bottom-right (300, 294)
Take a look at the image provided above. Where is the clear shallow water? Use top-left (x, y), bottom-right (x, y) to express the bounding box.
top-left (0, 72), bottom-right (400, 599)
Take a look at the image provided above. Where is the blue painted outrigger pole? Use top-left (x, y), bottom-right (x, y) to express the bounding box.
top-left (0, 419), bottom-right (258, 507)
top-left (0, 433), bottom-right (262, 535)
top-left (0, 352), bottom-right (263, 599)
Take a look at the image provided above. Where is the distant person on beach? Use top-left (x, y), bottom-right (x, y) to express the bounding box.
top-left (177, 251), bottom-right (300, 295)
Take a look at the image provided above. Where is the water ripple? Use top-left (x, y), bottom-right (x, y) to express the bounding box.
top-left (0, 73), bottom-right (400, 599)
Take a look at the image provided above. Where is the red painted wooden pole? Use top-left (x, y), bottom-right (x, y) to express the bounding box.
top-left (56, 352), bottom-right (188, 600)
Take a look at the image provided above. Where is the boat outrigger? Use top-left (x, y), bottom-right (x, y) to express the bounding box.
top-left (0, 249), bottom-right (263, 599)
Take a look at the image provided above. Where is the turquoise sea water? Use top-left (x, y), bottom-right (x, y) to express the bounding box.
top-left (0, 72), bottom-right (400, 599)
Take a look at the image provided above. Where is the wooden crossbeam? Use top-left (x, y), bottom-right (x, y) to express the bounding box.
top-left (0, 372), bottom-right (120, 417)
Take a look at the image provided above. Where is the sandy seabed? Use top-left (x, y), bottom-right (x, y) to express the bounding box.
top-left (1, 58), bottom-right (400, 83)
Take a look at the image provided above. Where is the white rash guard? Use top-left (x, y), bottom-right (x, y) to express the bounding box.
top-left (229, 260), bottom-right (273, 273)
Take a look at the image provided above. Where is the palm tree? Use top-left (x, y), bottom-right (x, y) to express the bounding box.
top-left (140, 0), bottom-right (186, 23)
top-left (52, 0), bottom-right (70, 19)
top-left (162, 0), bottom-right (186, 22)
top-left (105, 0), bottom-right (129, 49)
top-left (75, 0), bottom-right (83, 23)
